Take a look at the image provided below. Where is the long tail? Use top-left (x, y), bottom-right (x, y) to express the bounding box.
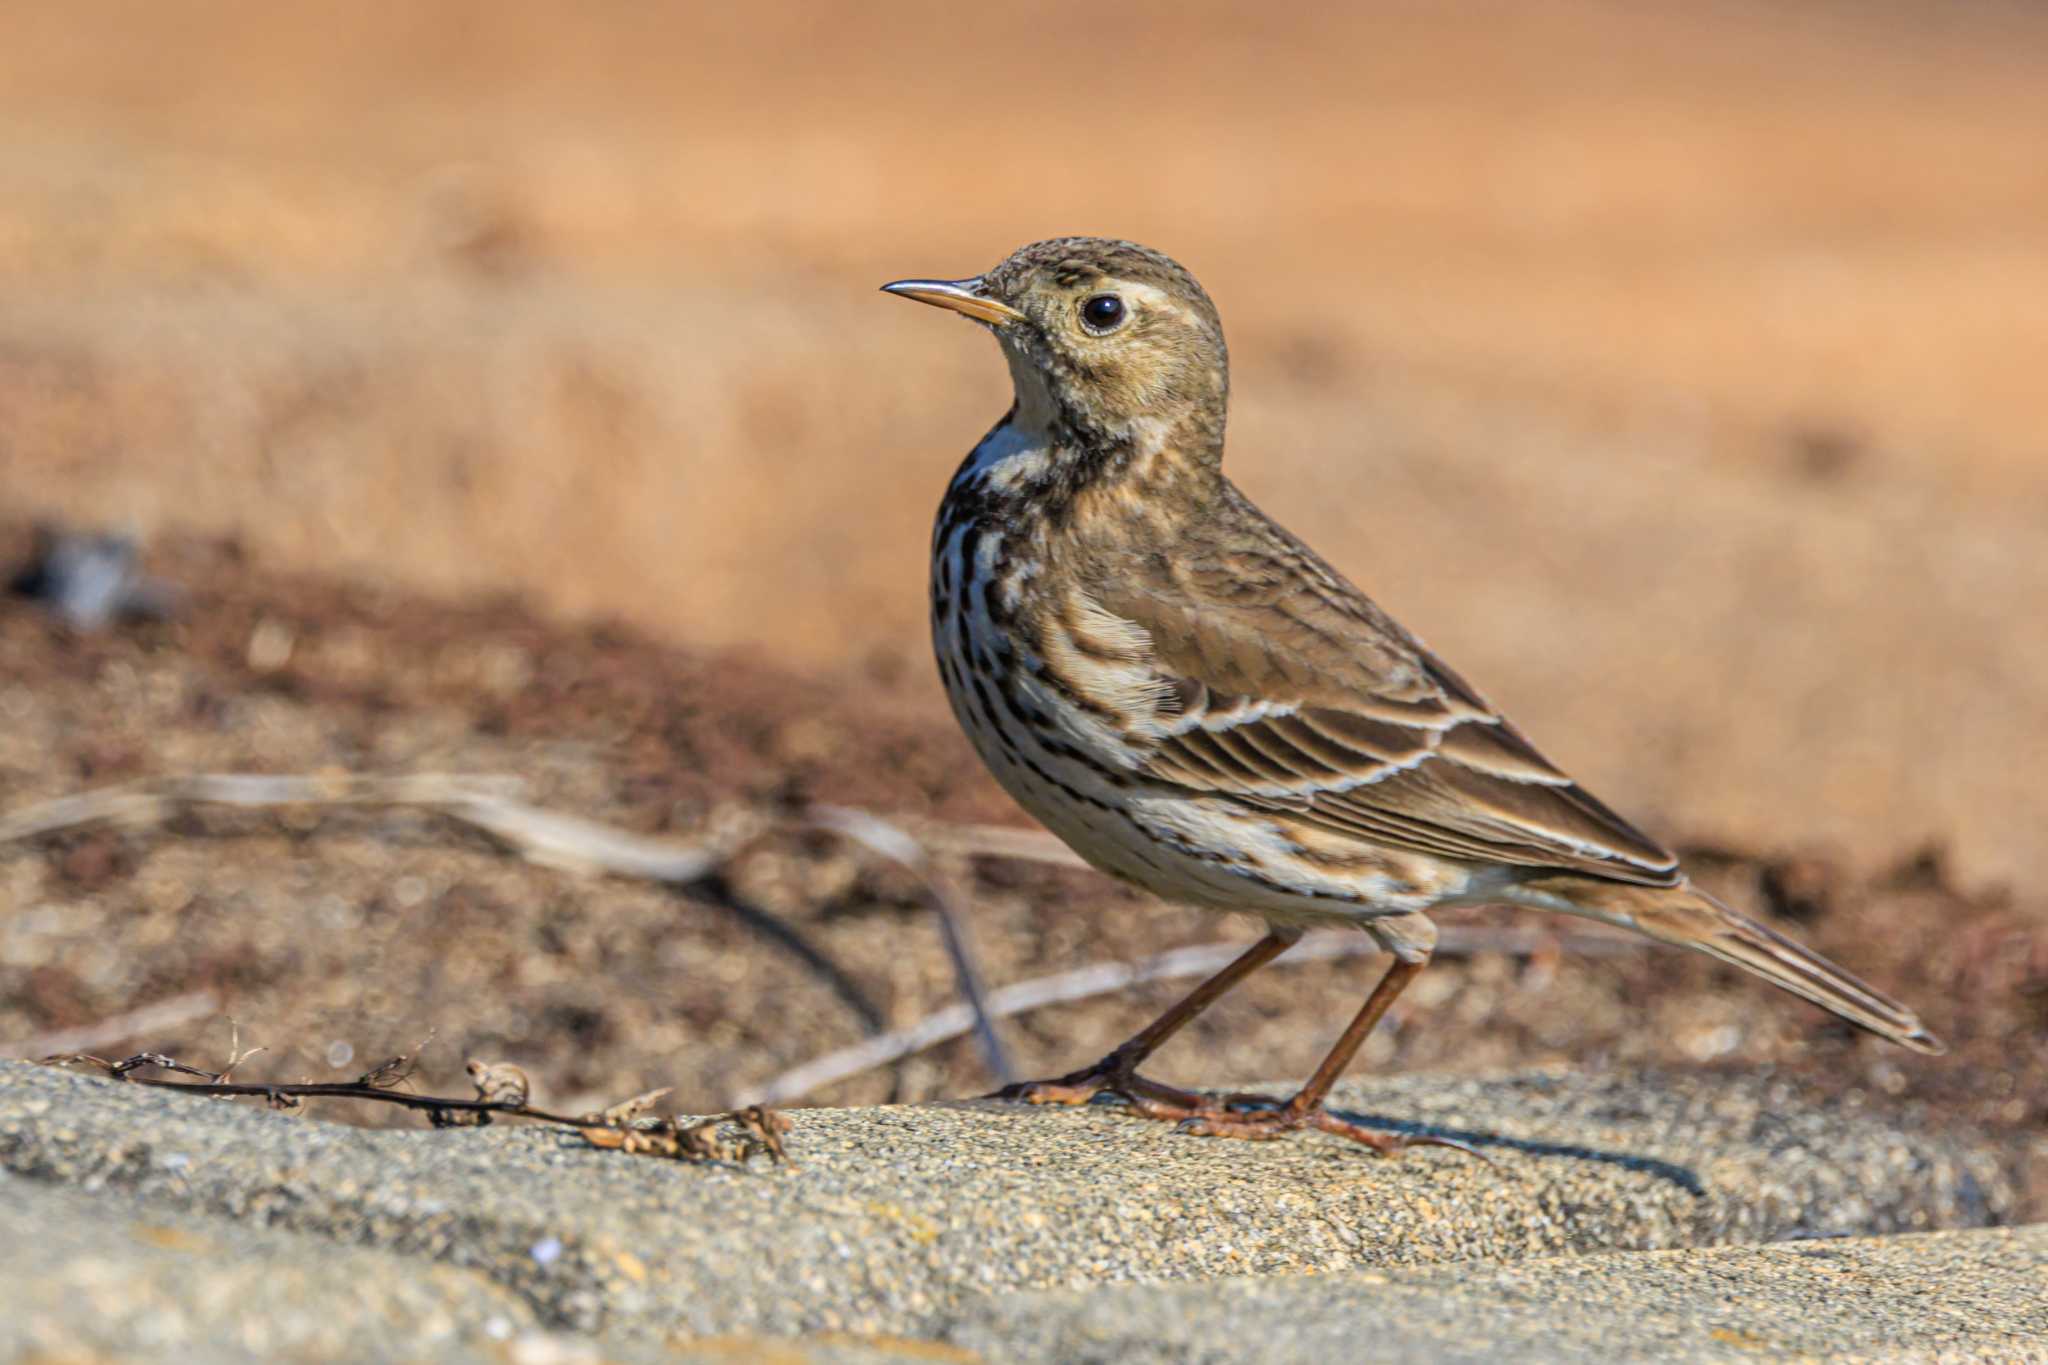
top-left (1513, 876), bottom-right (1945, 1055)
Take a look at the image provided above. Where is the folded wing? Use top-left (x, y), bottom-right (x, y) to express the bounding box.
top-left (1082, 519), bottom-right (1681, 888)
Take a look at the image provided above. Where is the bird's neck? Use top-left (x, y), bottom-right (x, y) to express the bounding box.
top-left (943, 404), bottom-right (1222, 534)
top-left (945, 355), bottom-right (1224, 534)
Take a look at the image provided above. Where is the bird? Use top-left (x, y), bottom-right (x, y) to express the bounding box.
top-left (882, 237), bottom-right (1940, 1153)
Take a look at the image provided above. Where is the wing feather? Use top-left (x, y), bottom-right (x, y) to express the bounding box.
top-left (1093, 513), bottom-right (1682, 888)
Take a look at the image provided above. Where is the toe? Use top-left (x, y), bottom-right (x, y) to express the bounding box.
top-left (993, 1078), bottom-right (1104, 1106)
top-left (1173, 1112), bottom-right (1294, 1141)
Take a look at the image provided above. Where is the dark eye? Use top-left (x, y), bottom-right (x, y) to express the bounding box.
top-left (1080, 294), bottom-right (1126, 332)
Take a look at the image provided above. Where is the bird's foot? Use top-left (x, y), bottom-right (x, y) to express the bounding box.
top-left (992, 1067), bottom-right (1482, 1158)
top-left (991, 1057), bottom-right (1209, 1112)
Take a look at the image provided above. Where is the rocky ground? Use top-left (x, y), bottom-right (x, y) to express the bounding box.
top-left (2, 1059), bottom-right (2037, 1363)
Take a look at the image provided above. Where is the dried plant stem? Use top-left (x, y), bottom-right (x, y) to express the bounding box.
top-left (737, 923), bottom-right (1641, 1106)
top-left (897, 817), bottom-right (1091, 870)
top-left (0, 771), bottom-right (888, 1043)
top-left (44, 1051), bottom-right (792, 1166)
top-left (0, 773), bottom-right (1091, 894)
top-left (806, 805), bottom-right (1015, 1087)
top-left (101, 1069), bottom-right (597, 1127)
top-left (0, 772), bottom-right (725, 883)
top-left (0, 775), bottom-right (1039, 1094)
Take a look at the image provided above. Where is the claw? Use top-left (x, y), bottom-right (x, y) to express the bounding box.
top-left (991, 1067), bottom-right (1212, 1114)
top-left (1177, 1113), bottom-right (1288, 1141)
top-left (1170, 1103), bottom-right (1495, 1160)
top-left (990, 1077), bottom-right (1106, 1107)
top-left (1401, 1132), bottom-right (1494, 1165)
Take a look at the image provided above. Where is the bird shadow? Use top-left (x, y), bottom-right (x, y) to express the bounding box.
top-left (1317, 1103), bottom-right (1705, 1195)
top-left (947, 1094), bottom-right (1705, 1197)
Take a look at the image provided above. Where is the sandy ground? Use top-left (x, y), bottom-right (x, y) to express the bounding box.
top-left (0, 2), bottom-right (2042, 1204)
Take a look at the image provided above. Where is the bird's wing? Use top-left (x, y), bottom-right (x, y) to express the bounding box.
top-left (1072, 513), bottom-right (1681, 888)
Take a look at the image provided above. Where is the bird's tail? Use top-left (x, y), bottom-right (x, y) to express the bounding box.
top-left (1512, 876), bottom-right (1944, 1055)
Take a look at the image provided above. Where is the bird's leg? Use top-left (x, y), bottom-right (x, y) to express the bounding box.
top-left (1172, 948), bottom-right (1480, 1158)
top-left (993, 930), bottom-right (1299, 1109)
top-left (1170, 955), bottom-right (1418, 1149)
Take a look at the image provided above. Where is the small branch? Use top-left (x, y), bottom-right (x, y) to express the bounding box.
top-left (736, 923), bottom-right (1641, 1106)
top-left (447, 790), bottom-right (727, 884)
top-left (0, 990), bottom-right (220, 1061)
top-left (0, 773), bottom-right (725, 884)
top-left (0, 772), bottom-right (880, 1044)
top-left (886, 816), bottom-right (1090, 871)
top-left (807, 805), bottom-right (1015, 1087)
top-left (47, 1051), bottom-right (792, 1166)
top-left (103, 1072), bottom-right (599, 1126)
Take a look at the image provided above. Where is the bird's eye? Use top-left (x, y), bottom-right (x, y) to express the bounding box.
top-left (1080, 294), bottom-right (1126, 333)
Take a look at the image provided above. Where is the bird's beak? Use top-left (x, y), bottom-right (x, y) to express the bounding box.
top-left (880, 276), bottom-right (1026, 327)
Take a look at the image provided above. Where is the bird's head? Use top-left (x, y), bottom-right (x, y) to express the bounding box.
top-left (885, 237), bottom-right (1230, 464)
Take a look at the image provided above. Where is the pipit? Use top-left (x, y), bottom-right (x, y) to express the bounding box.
top-left (883, 238), bottom-right (1939, 1154)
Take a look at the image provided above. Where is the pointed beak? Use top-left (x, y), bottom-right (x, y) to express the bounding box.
top-left (880, 276), bottom-right (1026, 327)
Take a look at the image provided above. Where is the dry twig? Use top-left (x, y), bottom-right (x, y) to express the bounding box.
top-left (0, 774), bottom-right (1059, 1092)
top-left (737, 923), bottom-right (1642, 1106)
top-left (214, 1018), bottom-right (267, 1083)
top-left (582, 1087), bottom-right (672, 1126)
top-left (0, 771), bottom-right (887, 1048)
top-left (0, 772), bottom-right (723, 882)
top-left (355, 1032), bottom-right (435, 1090)
top-left (41, 1046), bottom-right (791, 1167)
top-left (579, 1104), bottom-right (793, 1166)
top-left (892, 817), bottom-right (1090, 870)
top-left (805, 805), bottom-right (1015, 1087)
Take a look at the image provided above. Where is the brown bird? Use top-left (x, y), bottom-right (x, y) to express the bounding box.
top-left (883, 238), bottom-right (1939, 1153)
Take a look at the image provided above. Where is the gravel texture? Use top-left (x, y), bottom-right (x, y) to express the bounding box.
top-left (0, 1057), bottom-right (2018, 1353)
top-left (0, 1179), bottom-right (935, 1365)
top-left (945, 1225), bottom-right (2048, 1364)
top-left (0, 1178), bottom-right (555, 1364)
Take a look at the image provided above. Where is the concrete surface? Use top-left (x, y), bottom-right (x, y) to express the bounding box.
top-left (945, 1225), bottom-right (2048, 1364)
top-left (0, 1058), bottom-right (2025, 1360)
top-left (0, 1179), bottom-right (934, 1365)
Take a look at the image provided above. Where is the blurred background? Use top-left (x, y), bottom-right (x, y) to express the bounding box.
top-left (1, 1), bottom-right (2043, 1185)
